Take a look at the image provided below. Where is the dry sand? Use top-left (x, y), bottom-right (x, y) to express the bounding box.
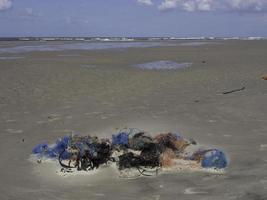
top-left (0, 40), bottom-right (267, 199)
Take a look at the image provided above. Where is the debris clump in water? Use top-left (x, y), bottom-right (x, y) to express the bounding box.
top-left (32, 128), bottom-right (228, 177)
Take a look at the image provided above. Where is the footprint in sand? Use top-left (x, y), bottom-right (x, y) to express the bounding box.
top-left (47, 114), bottom-right (61, 122)
top-left (36, 120), bottom-right (46, 124)
top-left (61, 105), bottom-right (72, 109)
top-left (184, 187), bottom-right (208, 195)
top-left (48, 117), bottom-right (61, 122)
top-left (52, 129), bottom-right (74, 134)
top-left (84, 112), bottom-right (103, 116)
top-left (153, 195), bottom-right (160, 200)
top-left (100, 116), bottom-right (108, 120)
top-left (6, 129), bottom-right (23, 134)
top-left (65, 116), bottom-right (73, 119)
top-left (207, 119), bottom-right (217, 123)
top-left (93, 194), bottom-right (105, 197)
top-left (260, 144), bottom-right (267, 151)
top-left (260, 179), bottom-right (267, 190)
top-left (223, 134), bottom-right (232, 137)
top-left (5, 119), bottom-right (16, 123)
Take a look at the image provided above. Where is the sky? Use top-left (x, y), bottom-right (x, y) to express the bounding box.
top-left (0, 0), bottom-right (267, 37)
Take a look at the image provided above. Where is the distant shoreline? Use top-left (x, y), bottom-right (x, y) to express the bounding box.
top-left (0, 36), bottom-right (266, 42)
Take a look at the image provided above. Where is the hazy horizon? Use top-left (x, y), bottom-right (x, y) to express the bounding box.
top-left (1, 0), bottom-right (267, 37)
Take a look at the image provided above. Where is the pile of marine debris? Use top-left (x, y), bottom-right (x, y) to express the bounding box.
top-left (32, 128), bottom-right (228, 177)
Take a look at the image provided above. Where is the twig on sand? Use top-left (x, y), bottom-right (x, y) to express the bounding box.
top-left (222, 87), bottom-right (246, 95)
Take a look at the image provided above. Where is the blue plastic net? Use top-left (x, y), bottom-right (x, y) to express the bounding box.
top-left (201, 149), bottom-right (228, 169)
top-left (32, 136), bottom-right (71, 159)
top-left (32, 135), bottom-right (101, 160)
top-left (174, 133), bottom-right (183, 140)
top-left (32, 143), bottom-right (49, 154)
top-left (112, 132), bottom-right (129, 146)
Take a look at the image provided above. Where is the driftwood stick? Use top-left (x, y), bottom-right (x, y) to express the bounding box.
top-left (222, 87), bottom-right (246, 95)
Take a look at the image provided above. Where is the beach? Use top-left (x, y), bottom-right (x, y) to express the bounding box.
top-left (0, 40), bottom-right (267, 199)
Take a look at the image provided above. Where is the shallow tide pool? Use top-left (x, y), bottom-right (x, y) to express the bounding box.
top-left (134, 60), bottom-right (192, 70)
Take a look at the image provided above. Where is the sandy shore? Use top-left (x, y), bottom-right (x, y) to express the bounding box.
top-left (0, 40), bottom-right (267, 199)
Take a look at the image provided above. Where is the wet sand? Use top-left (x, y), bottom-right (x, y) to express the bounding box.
top-left (0, 40), bottom-right (267, 199)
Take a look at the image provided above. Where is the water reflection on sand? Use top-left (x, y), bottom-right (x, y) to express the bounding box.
top-left (134, 60), bottom-right (192, 70)
top-left (0, 42), bottom-right (162, 54)
top-left (0, 41), bottom-right (217, 54)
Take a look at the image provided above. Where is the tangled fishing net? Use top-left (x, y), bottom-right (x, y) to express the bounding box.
top-left (31, 128), bottom-right (228, 178)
